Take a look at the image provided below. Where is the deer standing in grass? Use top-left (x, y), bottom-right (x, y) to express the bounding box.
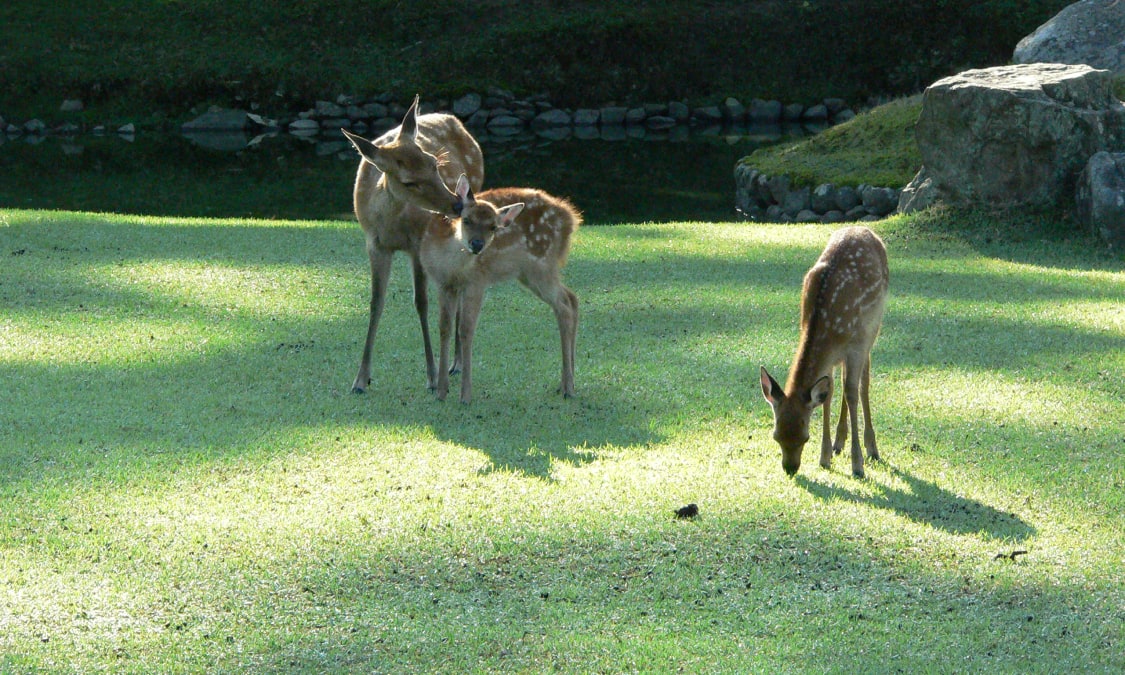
top-left (341, 96), bottom-right (484, 393)
top-left (760, 226), bottom-right (888, 478)
top-left (420, 174), bottom-right (580, 404)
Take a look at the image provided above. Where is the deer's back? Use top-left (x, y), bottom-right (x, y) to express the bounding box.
top-left (477, 187), bottom-right (580, 267)
top-left (791, 227), bottom-right (888, 387)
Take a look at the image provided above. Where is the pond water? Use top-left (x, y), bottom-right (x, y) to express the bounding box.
top-left (0, 125), bottom-right (812, 224)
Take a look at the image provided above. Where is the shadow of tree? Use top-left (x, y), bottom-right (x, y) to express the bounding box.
top-left (795, 464), bottom-right (1036, 542)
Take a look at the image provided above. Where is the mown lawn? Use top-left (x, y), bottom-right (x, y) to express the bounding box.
top-left (1, 209), bottom-right (1122, 673)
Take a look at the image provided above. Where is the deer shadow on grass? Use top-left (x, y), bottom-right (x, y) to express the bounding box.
top-left (795, 464), bottom-right (1036, 542)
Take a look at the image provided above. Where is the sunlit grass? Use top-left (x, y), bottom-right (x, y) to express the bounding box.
top-left (1, 209), bottom-right (1123, 673)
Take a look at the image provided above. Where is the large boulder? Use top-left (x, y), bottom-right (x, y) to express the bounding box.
top-left (1076, 151), bottom-right (1125, 248)
top-left (1014, 0), bottom-right (1125, 76)
top-left (906, 63), bottom-right (1125, 211)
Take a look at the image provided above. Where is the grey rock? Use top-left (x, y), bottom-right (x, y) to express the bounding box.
top-left (915, 63), bottom-right (1125, 209)
top-left (486, 86), bottom-right (515, 103)
top-left (861, 186), bottom-right (899, 215)
top-left (822, 210), bottom-right (846, 223)
top-left (811, 183), bottom-right (837, 213)
top-left (796, 209), bottom-right (820, 223)
top-left (782, 103), bottom-right (805, 121)
top-left (834, 109), bottom-right (857, 123)
top-left (600, 106), bottom-right (628, 126)
top-left (802, 104), bottom-right (829, 122)
top-left (626, 107), bottom-right (648, 125)
top-left (722, 97), bottom-right (745, 122)
top-left (749, 99), bottom-right (783, 123)
top-left (453, 93), bottom-right (482, 118)
top-left (1076, 151), bottom-right (1125, 248)
top-left (24, 119), bottom-right (46, 134)
top-left (314, 100), bottom-right (346, 118)
top-left (533, 109), bottom-right (572, 127)
top-left (646, 116), bottom-right (677, 130)
top-left (782, 186), bottom-right (812, 216)
top-left (573, 109), bottom-right (600, 126)
top-left (767, 174), bottom-right (792, 204)
top-left (1014, 0), bottom-right (1125, 76)
top-left (60, 99), bottom-right (84, 113)
top-left (668, 101), bottom-right (690, 122)
top-left (466, 110), bottom-right (490, 127)
top-left (823, 98), bottom-right (847, 115)
top-left (898, 168), bottom-right (939, 214)
top-left (834, 185), bottom-right (860, 212)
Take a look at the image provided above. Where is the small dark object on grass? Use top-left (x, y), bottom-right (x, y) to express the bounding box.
top-left (994, 550), bottom-right (1028, 562)
top-left (674, 503), bottom-right (699, 520)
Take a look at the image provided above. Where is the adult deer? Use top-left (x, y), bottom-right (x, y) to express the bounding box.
top-left (341, 96), bottom-right (484, 393)
top-left (420, 174), bottom-right (580, 404)
top-left (760, 226), bottom-right (888, 478)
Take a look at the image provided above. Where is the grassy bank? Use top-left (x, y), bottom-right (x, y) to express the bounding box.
top-left (0, 1), bottom-right (1072, 124)
top-left (740, 95), bottom-right (924, 189)
top-left (1, 208), bottom-right (1122, 672)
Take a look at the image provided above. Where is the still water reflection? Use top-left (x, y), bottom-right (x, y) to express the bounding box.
top-left (0, 125), bottom-right (809, 224)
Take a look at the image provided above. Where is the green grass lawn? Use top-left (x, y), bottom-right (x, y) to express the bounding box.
top-left (1, 209), bottom-right (1122, 673)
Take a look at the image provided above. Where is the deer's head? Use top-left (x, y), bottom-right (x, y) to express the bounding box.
top-left (341, 96), bottom-right (462, 217)
top-left (760, 366), bottom-right (830, 476)
top-left (454, 174), bottom-right (524, 254)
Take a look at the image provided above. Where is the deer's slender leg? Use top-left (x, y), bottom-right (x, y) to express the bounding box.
top-left (352, 244), bottom-right (394, 394)
top-left (861, 357), bottom-right (879, 461)
top-left (410, 252), bottom-right (437, 390)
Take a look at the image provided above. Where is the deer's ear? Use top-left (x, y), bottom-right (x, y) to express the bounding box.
top-left (342, 129), bottom-right (394, 172)
top-left (456, 174), bottom-right (474, 204)
top-left (807, 376), bottom-right (831, 408)
top-left (399, 95), bottom-right (421, 141)
top-left (497, 202), bottom-right (524, 227)
top-left (760, 367), bottom-right (783, 405)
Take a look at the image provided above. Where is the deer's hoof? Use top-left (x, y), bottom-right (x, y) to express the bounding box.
top-left (351, 385), bottom-right (367, 395)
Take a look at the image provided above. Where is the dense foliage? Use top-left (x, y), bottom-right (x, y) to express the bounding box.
top-left (0, 0), bottom-right (1073, 122)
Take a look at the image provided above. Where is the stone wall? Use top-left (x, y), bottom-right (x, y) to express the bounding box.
top-left (734, 166), bottom-right (900, 224)
top-left (1, 88), bottom-right (856, 140)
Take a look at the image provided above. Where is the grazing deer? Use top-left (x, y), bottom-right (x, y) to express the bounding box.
top-left (420, 174), bottom-right (580, 404)
top-left (760, 226), bottom-right (888, 478)
top-left (341, 95), bottom-right (484, 393)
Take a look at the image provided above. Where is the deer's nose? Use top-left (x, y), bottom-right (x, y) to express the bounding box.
top-left (469, 238), bottom-right (486, 254)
